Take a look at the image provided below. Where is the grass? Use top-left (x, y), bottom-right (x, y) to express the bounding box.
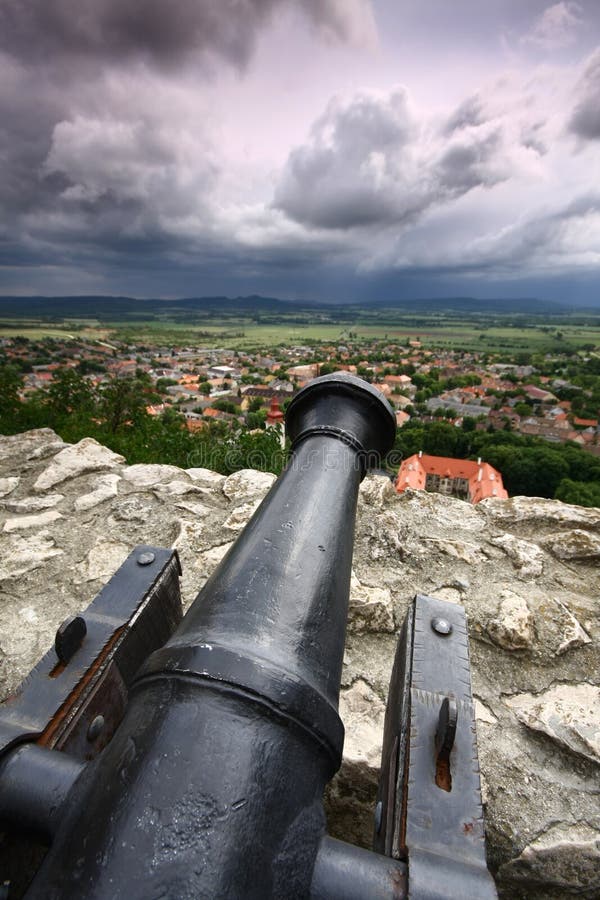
top-left (1, 313), bottom-right (599, 354)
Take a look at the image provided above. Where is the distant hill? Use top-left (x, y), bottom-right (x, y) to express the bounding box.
top-left (0, 293), bottom-right (578, 319)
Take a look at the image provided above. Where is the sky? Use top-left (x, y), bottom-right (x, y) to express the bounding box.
top-left (1, 0), bottom-right (600, 304)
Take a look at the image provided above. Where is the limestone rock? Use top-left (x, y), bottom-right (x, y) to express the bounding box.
top-left (359, 474), bottom-right (394, 508)
top-left (427, 537), bottom-right (486, 565)
top-left (505, 683), bottom-right (600, 765)
top-left (34, 438), bottom-right (124, 491)
top-left (0, 531), bottom-right (63, 579)
top-left (339, 679), bottom-right (386, 769)
top-left (0, 431), bottom-right (599, 898)
top-left (348, 575), bottom-right (394, 633)
top-left (186, 468), bottom-right (226, 488)
top-left (110, 496), bottom-right (156, 522)
top-left (542, 529), bottom-right (600, 561)
top-left (480, 495), bottom-right (600, 529)
top-left (222, 469), bottom-right (276, 501)
top-left (4, 494), bottom-right (63, 512)
top-left (549, 598), bottom-right (592, 656)
top-left (499, 823), bottom-right (600, 896)
top-left (3, 510), bottom-right (63, 532)
top-left (153, 479), bottom-right (207, 498)
top-left (76, 540), bottom-right (130, 583)
top-left (429, 586), bottom-right (463, 605)
top-left (0, 477), bottom-right (19, 498)
top-left (196, 542), bottom-right (234, 576)
top-left (121, 464), bottom-right (185, 487)
top-left (175, 500), bottom-right (212, 518)
top-left (490, 533), bottom-right (544, 578)
top-left (223, 499), bottom-right (261, 531)
top-left (486, 589), bottom-right (533, 650)
top-left (74, 474), bottom-right (120, 512)
top-left (27, 440), bottom-right (68, 461)
top-left (0, 429), bottom-right (61, 462)
top-left (324, 680), bottom-right (385, 849)
top-left (475, 698), bottom-right (499, 725)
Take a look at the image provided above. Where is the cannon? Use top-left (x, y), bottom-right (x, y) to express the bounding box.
top-left (0, 373), bottom-right (497, 898)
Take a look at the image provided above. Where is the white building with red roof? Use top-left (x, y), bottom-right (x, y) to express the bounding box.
top-left (395, 452), bottom-right (508, 503)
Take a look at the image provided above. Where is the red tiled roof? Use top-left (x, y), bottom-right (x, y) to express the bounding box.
top-left (395, 453), bottom-right (507, 503)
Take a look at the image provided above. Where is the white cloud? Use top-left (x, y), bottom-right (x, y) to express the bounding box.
top-left (522, 2), bottom-right (583, 50)
top-left (274, 85), bottom-right (547, 231)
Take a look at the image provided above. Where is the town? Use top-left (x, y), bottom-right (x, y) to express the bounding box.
top-left (2, 330), bottom-right (599, 507)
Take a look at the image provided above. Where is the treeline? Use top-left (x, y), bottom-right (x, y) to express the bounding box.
top-left (391, 420), bottom-right (600, 507)
top-left (0, 366), bottom-right (285, 476)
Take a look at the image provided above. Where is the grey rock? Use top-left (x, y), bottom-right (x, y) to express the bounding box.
top-left (222, 469), bottom-right (276, 501)
top-left (486, 589), bottom-right (534, 650)
top-left (0, 530), bottom-right (64, 579)
top-left (153, 480), bottom-right (205, 498)
top-left (74, 474), bottom-right (120, 512)
top-left (110, 496), bottom-right (156, 522)
top-left (186, 468), bottom-right (226, 488)
top-left (3, 510), bottom-right (63, 533)
top-left (0, 431), bottom-right (598, 898)
top-left (348, 575), bottom-right (395, 633)
top-left (223, 500), bottom-right (262, 531)
top-left (27, 440), bottom-right (69, 460)
top-left (34, 438), bottom-right (124, 491)
top-left (498, 823), bottom-right (600, 897)
top-left (358, 474), bottom-right (394, 508)
top-left (490, 533), bottom-right (545, 578)
top-left (543, 529), bottom-right (600, 560)
top-left (505, 683), bottom-right (600, 765)
top-left (426, 537), bottom-right (487, 564)
top-left (0, 428), bottom-right (61, 462)
top-left (4, 494), bottom-right (63, 512)
top-left (0, 477), bottom-right (19, 498)
top-left (480, 495), bottom-right (600, 530)
top-left (76, 540), bottom-right (131, 584)
top-left (122, 464), bottom-right (185, 487)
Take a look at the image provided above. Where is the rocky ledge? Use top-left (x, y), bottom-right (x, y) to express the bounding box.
top-left (0, 429), bottom-right (598, 898)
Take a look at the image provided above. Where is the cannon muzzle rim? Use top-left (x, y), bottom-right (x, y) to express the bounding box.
top-left (285, 371), bottom-right (397, 459)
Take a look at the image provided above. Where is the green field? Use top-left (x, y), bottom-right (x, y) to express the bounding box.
top-left (1, 312), bottom-right (600, 354)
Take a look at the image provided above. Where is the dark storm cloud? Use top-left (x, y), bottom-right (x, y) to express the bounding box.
top-left (569, 48), bottom-right (600, 139)
top-left (274, 91), bottom-right (517, 230)
top-left (0, 0), bottom-right (370, 68)
top-left (0, 0), bottom-right (279, 67)
top-left (0, 0), bottom-right (377, 283)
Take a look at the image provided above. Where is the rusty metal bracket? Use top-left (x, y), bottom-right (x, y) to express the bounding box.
top-left (374, 594), bottom-right (497, 899)
top-left (0, 546), bottom-right (182, 762)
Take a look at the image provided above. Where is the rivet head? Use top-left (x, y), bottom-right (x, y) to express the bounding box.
top-left (87, 715), bottom-right (105, 743)
top-left (431, 617), bottom-right (453, 636)
top-left (374, 800), bottom-right (383, 834)
top-left (55, 615), bottom-right (87, 663)
top-left (137, 551), bottom-right (155, 566)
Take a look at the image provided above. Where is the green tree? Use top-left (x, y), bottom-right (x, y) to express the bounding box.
top-left (555, 478), bottom-right (600, 508)
top-left (46, 368), bottom-right (95, 417)
top-left (0, 365), bottom-right (23, 430)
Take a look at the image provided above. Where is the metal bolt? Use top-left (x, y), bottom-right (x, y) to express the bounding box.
top-left (87, 715), bottom-right (105, 742)
top-left (55, 615), bottom-right (87, 664)
top-left (374, 800), bottom-right (383, 834)
top-left (431, 617), bottom-right (453, 636)
top-left (137, 551), bottom-right (155, 566)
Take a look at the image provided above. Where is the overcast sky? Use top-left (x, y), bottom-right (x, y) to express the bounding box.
top-left (1, 0), bottom-right (600, 303)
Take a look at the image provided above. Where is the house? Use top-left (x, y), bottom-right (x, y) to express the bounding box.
top-left (396, 452), bottom-right (508, 503)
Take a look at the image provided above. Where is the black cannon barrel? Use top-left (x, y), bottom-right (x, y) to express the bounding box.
top-left (28, 373), bottom-right (396, 900)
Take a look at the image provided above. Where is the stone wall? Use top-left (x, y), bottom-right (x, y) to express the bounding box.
top-left (0, 429), bottom-right (598, 898)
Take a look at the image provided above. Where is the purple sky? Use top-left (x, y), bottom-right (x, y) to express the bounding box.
top-left (1, 0), bottom-right (600, 303)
